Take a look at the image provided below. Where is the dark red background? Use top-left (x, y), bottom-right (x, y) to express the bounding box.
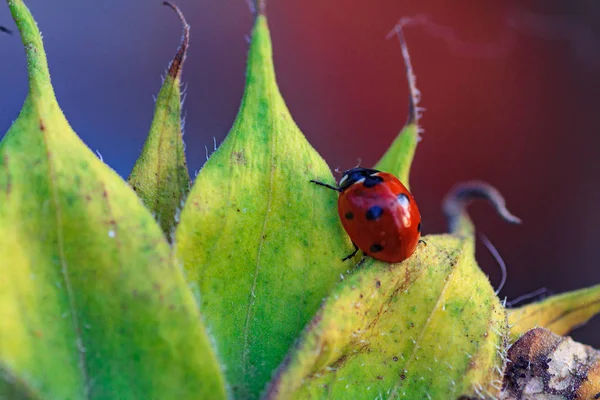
top-left (1, 1), bottom-right (599, 346)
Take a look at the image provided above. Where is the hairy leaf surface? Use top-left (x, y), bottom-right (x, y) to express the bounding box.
top-left (267, 235), bottom-right (508, 399)
top-left (175, 15), bottom-right (350, 399)
top-left (508, 284), bottom-right (600, 342)
top-left (0, 2), bottom-right (225, 398)
top-left (128, 2), bottom-right (191, 239)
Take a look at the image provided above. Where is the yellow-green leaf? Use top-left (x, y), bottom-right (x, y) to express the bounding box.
top-left (0, 1), bottom-right (225, 398)
top-left (374, 25), bottom-right (421, 188)
top-left (508, 284), bottom-right (600, 342)
top-left (128, 2), bottom-right (191, 240)
top-left (174, 14), bottom-right (351, 399)
top-left (267, 235), bottom-right (508, 399)
top-left (267, 176), bottom-right (524, 399)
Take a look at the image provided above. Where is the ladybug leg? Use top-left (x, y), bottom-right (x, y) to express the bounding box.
top-left (342, 243), bottom-right (359, 261)
top-left (418, 239), bottom-right (427, 246)
top-left (309, 179), bottom-right (341, 192)
top-left (356, 254), bottom-right (368, 267)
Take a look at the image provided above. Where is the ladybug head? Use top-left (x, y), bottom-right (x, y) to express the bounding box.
top-left (338, 167), bottom-right (382, 191)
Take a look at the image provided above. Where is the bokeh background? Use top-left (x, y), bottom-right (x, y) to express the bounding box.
top-left (1, 1), bottom-right (599, 346)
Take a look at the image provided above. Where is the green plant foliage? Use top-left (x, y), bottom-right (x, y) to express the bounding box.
top-left (266, 239), bottom-right (507, 399)
top-left (374, 26), bottom-right (420, 189)
top-left (3, 1), bottom-right (600, 400)
top-left (264, 29), bottom-right (515, 399)
top-left (376, 122), bottom-right (419, 190)
top-left (128, 2), bottom-right (191, 240)
top-left (174, 14), bottom-right (353, 398)
top-left (508, 284), bottom-right (600, 342)
top-left (441, 182), bottom-right (600, 346)
top-left (0, 1), bottom-right (225, 398)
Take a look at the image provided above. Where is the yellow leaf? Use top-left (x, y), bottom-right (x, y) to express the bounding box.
top-left (508, 284), bottom-right (600, 342)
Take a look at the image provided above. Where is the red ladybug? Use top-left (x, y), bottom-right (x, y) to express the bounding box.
top-left (311, 167), bottom-right (421, 263)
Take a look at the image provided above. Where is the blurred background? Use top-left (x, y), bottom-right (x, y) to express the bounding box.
top-left (1, 1), bottom-right (599, 346)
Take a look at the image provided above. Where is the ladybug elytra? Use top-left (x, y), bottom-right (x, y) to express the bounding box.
top-left (311, 167), bottom-right (421, 263)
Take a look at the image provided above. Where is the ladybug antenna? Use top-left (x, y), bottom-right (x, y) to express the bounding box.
top-left (354, 158), bottom-right (362, 168)
top-left (334, 167), bottom-right (342, 174)
top-left (479, 233), bottom-right (507, 295)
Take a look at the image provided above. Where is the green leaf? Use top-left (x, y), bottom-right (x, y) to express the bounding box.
top-left (508, 284), bottom-right (600, 342)
top-left (267, 177), bottom-right (524, 399)
top-left (374, 26), bottom-right (421, 188)
top-left (128, 2), bottom-right (191, 240)
top-left (375, 123), bottom-right (419, 189)
top-left (174, 14), bottom-right (352, 399)
top-left (0, 1), bottom-right (226, 398)
top-left (267, 235), bottom-right (508, 399)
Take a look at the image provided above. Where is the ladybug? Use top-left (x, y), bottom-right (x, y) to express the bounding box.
top-left (311, 167), bottom-right (421, 263)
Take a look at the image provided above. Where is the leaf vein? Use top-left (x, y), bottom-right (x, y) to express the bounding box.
top-left (241, 103), bottom-right (278, 380)
top-left (40, 119), bottom-right (91, 398)
top-left (391, 251), bottom-right (462, 397)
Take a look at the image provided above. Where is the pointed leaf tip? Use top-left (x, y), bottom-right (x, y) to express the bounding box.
top-left (442, 181), bottom-right (521, 236)
top-left (253, 0), bottom-right (266, 17)
top-left (375, 23), bottom-right (421, 187)
top-left (1, 1), bottom-right (225, 396)
top-left (257, 0), bottom-right (266, 16)
top-left (508, 284), bottom-right (600, 341)
top-left (128, 1), bottom-right (191, 239)
top-left (244, 0), bottom-right (266, 18)
top-left (8, 0), bottom-right (54, 100)
top-left (163, 1), bottom-right (189, 78)
top-left (386, 21), bottom-right (420, 125)
top-left (175, 6), bottom-right (350, 397)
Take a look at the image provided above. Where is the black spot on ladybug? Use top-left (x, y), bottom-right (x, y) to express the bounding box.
top-left (344, 212), bottom-right (354, 220)
top-left (417, 222), bottom-right (421, 232)
top-left (363, 175), bottom-right (384, 188)
top-left (397, 193), bottom-right (410, 207)
top-left (366, 206), bottom-right (383, 220)
top-left (370, 243), bottom-right (383, 253)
